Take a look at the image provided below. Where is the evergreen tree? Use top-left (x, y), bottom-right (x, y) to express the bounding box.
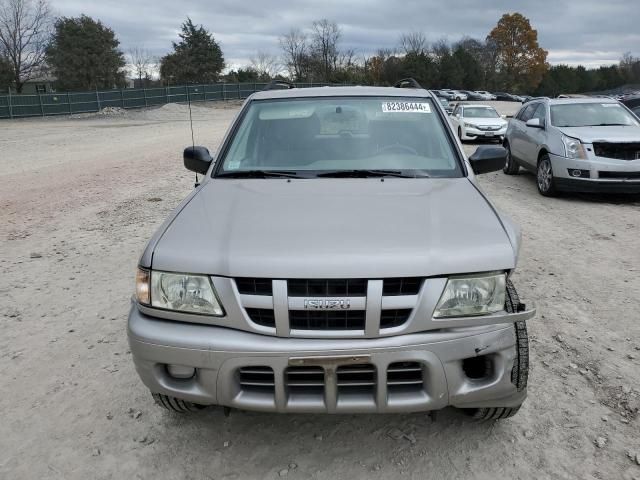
top-left (45, 15), bottom-right (125, 91)
top-left (160, 18), bottom-right (225, 84)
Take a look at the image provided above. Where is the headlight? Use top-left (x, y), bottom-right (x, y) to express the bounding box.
top-left (136, 268), bottom-right (224, 316)
top-left (562, 135), bottom-right (587, 159)
top-left (464, 122), bottom-right (478, 128)
top-left (434, 273), bottom-right (506, 318)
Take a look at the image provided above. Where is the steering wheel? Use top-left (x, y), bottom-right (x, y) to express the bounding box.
top-left (376, 143), bottom-right (419, 156)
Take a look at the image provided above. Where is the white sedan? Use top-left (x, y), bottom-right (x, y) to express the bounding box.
top-left (449, 104), bottom-right (508, 143)
top-left (475, 91), bottom-right (497, 100)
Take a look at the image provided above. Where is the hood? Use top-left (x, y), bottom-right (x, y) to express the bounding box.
top-left (559, 125), bottom-right (640, 143)
top-left (151, 178), bottom-right (515, 278)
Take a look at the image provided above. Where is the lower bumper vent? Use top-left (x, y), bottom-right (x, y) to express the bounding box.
top-left (337, 364), bottom-right (376, 395)
top-left (387, 362), bottom-right (424, 394)
top-left (238, 366), bottom-right (275, 394)
top-left (285, 366), bottom-right (325, 395)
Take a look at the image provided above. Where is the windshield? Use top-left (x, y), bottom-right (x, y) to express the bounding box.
top-left (216, 97), bottom-right (462, 178)
top-left (463, 107), bottom-right (500, 119)
top-left (550, 103), bottom-right (640, 127)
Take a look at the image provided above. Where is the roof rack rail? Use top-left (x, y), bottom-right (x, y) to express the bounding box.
top-left (263, 80), bottom-right (296, 91)
top-left (394, 78), bottom-right (423, 89)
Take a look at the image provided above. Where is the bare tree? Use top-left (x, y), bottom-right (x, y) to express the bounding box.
top-left (250, 50), bottom-right (279, 79)
top-left (310, 19), bottom-right (340, 81)
top-left (399, 31), bottom-right (427, 55)
top-left (0, 0), bottom-right (52, 92)
top-left (128, 47), bottom-right (154, 85)
top-left (279, 28), bottom-right (307, 80)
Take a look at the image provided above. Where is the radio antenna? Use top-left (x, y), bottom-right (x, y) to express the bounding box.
top-left (186, 84), bottom-right (198, 186)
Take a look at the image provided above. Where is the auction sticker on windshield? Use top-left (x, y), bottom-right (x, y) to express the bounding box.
top-left (382, 101), bottom-right (431, 113)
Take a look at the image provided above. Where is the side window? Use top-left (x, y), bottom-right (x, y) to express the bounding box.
top-left (519, 103), bottom-right (538, 122)
top-left (531, 103), bottom-right (546, 122)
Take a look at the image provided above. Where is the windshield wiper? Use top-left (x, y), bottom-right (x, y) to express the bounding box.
top-left (216, 170), bottom-right (305, 179)
top-left (316, 169), bottom-right (425, 178)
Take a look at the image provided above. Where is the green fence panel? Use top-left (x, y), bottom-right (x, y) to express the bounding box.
top-left (0, 82), bottom-right (334, 119)
top-left (41, 93), bottom-right (70, 115)
top-left (0, 94), bottom-right (9, 118)
top-left (67, 92), bottom-right (99, 113)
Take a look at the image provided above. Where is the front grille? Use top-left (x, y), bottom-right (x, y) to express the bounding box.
top-left (285, 366), bottom-right (324, 394)
top-left (380, 309), bottom-right (413, 328)
top-left (594, 142), bottom-right (640, 161)
top-left (288, 279), bottom-right (367, 297)
top-left (382, 278), bottom-right (423, 296)
top-left (238, 366), bottom-right (275, 393)
top-left (599, 171), bottom-right (640, 180)
top-left (290, 310), bottom-right (365, 330)
top-left (236, 277), bottom-right (273, 296)
top-left (235, 277), bottom-right (422, 335)
top-left (245, 308), bottom-right (276, 328)
top-left (387, 362), bottom-right (424, 393)
top-left (337, 364), bottom-right (376, 395)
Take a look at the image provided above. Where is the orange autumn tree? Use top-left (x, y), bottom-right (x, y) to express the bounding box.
top-left (488, 13), bottom-right (549, 92)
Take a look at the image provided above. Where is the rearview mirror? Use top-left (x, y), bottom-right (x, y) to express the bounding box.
top-left (184, 146), bottom-right (213, 174)
top-left (526, 118), bottom-right (545, 129)
top-left (469, 146), bottom-right (507, 175)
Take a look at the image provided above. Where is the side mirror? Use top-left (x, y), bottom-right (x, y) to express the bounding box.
top-left (469, 146), bottom-right (507, 175)
top-left (184, 146), bottom-right (213, 174)
top-left (526, 118), bottom-right (545, 129)
top-left (501, 114), bottom-right (507, 119)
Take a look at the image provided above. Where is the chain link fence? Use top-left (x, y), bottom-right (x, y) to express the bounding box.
top-left (0, 82), bottom-right (334, 120)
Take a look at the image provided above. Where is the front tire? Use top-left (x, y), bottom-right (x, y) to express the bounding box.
top-left (152, 393), bottom-right (205, 413)
top-left (537, 154), bottom-right (557, 196)
top-left (464, 280), bottom-right (529, 421)
top-left (503, 143), bottom-right (519, 175)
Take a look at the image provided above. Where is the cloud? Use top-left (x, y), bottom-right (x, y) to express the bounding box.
top-left (49, 0), bottom-right (639, 69)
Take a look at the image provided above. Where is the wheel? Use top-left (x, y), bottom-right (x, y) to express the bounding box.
top-left (537, 154), bottom-right (557, 196)
top-left (503, 143), bottom-right (519, 175)
top-left (152, 393), bottom-right (205, 413)
top-left (464, 280), bottom-right (529, 421)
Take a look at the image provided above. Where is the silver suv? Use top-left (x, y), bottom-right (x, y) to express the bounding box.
top-left (128, 81), bottom-right (535, 421)
top-left (503, 98), bottom-right (640, 195)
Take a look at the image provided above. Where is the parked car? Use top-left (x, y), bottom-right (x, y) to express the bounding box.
top-left (435, 90), bottom-right (455, 100)
top-left (621, 95), bottom-right (640, 118)
top-left (494, 92), bottom-right (521, 102)
top-left (475, 91), bottom-right (497, 100)
top-left (129, 81), bottom-right (535, 420)
top-left (446, 90), bottom-right (468, 101)
top-left (450, 104), bottom-right (508, 143)
top-left (437, 96), bottom-right (453, 114)
top-left (503, 98), bottom-right (640, 195)
top-left (460, 90), bottom-right (485, 101)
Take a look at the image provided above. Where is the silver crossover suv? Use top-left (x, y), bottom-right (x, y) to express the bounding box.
top-left (503, 98), bottom-right (640, 195)
top-left (128, 79), bottom-right (535, 421)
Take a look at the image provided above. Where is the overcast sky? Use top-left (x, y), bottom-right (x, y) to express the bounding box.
top-left (50, 0), bottom-right (639, 70)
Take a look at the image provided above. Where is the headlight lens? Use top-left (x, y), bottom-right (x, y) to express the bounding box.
top-left (464, 122), bottom-right (478, 128)
top-left (138, 270), bottom-right (224, 316)
top-left (434, 273), bottom-right (506, 318)
top-left (562, 135), bottom-right (587, 159)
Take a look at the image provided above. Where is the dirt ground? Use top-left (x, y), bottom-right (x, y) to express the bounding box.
top-left (1, 101), bottom-right (639, 480)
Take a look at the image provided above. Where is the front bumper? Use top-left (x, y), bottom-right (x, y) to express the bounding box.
top-left (128, 306), bottom-right (530, 413)
top-left (550, 152), bottom-right (640, 193)
top-left (462, 126), bottom-right (507, 140)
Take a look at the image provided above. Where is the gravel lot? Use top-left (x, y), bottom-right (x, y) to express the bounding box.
top-left (1, 101), bottom-right (639, 480)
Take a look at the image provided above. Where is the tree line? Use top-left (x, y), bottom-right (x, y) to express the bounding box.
top-left (1, 0), bottom-right (639, 95)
